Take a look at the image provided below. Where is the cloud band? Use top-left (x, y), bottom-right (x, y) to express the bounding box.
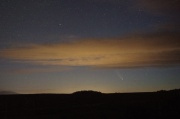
top-left (0, 32), bottom-right (180, 68)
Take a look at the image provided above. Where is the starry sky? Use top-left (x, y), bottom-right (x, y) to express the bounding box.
top-left (0, 0), bottom-right (180, 94)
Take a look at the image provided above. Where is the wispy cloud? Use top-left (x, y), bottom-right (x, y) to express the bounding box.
top-left (136, 0), bottom-right (180, 14)
top-left (10, 67), bottom-right (72, 74)
top-left (0, 31), bottom-right (180, 68)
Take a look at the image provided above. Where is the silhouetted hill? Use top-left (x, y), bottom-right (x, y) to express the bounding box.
top-left (0, 91), bottom-right (17, 95)
top-left (169, 89), bottom-right (180, 92)
top-left (157, 89), bottom-right (180, 95)
top-left (72, 90), bottom-right (102, 95)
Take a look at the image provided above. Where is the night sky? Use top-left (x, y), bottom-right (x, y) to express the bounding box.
top-left (0, 0), bottom-right (180, 94)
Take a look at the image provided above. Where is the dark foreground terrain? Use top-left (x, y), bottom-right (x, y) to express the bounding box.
top-left (0, 90), bottom-right (180, 119)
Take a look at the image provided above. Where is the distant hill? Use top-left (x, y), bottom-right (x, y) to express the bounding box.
top-left (72, 90), bottom-right (102, 95)
top-left (0, 91), bottom-right (17, 95)
top-left (157, 89), bottom-right (180, 93)
top-left (169, 89), bottom-right (180, 92)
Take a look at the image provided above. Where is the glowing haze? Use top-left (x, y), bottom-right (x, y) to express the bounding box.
top-left (1, 34), bottom-right (180, 68)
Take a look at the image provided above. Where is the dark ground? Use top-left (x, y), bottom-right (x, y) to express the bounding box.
top-left (0, 90), bottom-right (180, 119)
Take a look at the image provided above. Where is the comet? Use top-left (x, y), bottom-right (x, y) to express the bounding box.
top-left (116, 71), bottom-right (124, 80)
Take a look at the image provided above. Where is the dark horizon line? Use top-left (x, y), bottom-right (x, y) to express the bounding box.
top-left (0, 89), bottom-right (179, 95)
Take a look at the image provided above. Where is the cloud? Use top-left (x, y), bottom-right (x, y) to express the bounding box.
top-left (136, 0), bottom-right (180, 14)
top-left (92, 0), bottom-right (180, 14)
top-left (9, 67), bottom-right (72, 74)
top-left (0, 31), bottom-right (180, 68)
top-left (89, 0), bottom-right (126, 4)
